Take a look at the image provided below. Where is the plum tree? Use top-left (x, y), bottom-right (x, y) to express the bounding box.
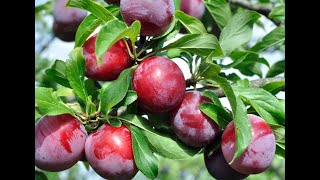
top-left (170, 91), bottom-right (220, 147)
top-left (85, 124), bottom-right (138, 180)
top-left (53, 0), bottom-right (87, 42)
top-left (204, 145), bottom-right (249, 180)
top-left (221, 114), bottom-right (276, 174)
top-left (120, 0), bottom-right (175, 36)
top-left (105, 0), bottom-right (120, 5)
top-left (132, 56), bottom-right (185, 113)
top-left (83, 34), bottom-right (133, 81)
top-left (35, 114), bottom-right (87, 171)
top-left (180, 0), bottom-right (205, 19)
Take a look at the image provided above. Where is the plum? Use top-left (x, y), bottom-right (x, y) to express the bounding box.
top-left (221, 114), bottom-right (276, 174)
top-left (204, 145), bottom-right (249, 180)
top-left (180, 0), bottom-right (205, 19)
top-left (53, 0), bottom-right (87, 42)
top-left (83, 34), bottom-right (133, 81)
top-left (132, 56), bottom-right (185, 113)
top-left (170, 91), bottom-right (219, 147)
top-left (35, 114), bottom-right (87, 171)
top-left (120, 0), bottom-right (175, 36)
top-left (85, 124), bottom-right (138, 180)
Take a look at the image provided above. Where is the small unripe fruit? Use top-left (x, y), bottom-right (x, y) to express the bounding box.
top-left (85, 124), bottom-right (138, 180)
top-left (35, 114), bottom-right (87, 171)
top-left (53, 0), bottom-right (87, 42)
top-left (83, 34), bottom-right (132, 81)
top-left (132, 56), bottom-right (185, 113)
top-left (171, 91), bottom-right (219, 147)
top-left (120, 0), bottom-right (175, 36)
top-left (221, 114), bottom-right (276, 174)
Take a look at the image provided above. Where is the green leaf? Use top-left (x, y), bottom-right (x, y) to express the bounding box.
top-left (234, 87), bottom-right (285, 125)
top-left (246, 100), bottom-right (278, 125)
top-left (106, 117), bottom-right (122, 127)
top-left (203, 0), bottom-right (233, 29)
top-left (163, 34), bottom-right (223, 57)
top-left (45, 60), bottom-right (71, 88)
top-left (235, 62), bottom-right (263, 78)
top-left (266, 60), bottom-right (285, 78)
top-left (269, 124), bottom-right (285, 143)
top-left (35, 87), bottom-right (75, 116)
top-left (131, 125), bottom-right (159, 179)
top-left (66, 48), bottom-right (88, 107)
top-left (35, 170), bottom-right (48, 180)
top-left (75, 14), bottom-right (103, 48)
top-left (199, 103), bottom-right (232, 128)
top-left (35, 109), bottom-right (42, 122)
top-left (35, 1), bottom-right (52, 14)
top-left (262, 81), bottom-right (285, 95)
top-left (250, 27), bottom-right (285, 53)
top-left (96, 19), bottom-right (140, 63)
top-left (144, 130), bottom-right (201, 160)
top-left (223, 51), bottom-right (270, 69)
top-left (175, 10), bottom-right (207, 34)
top-left (198, 62), bottom-right (221, 79)
top-left (123, 90), bottom-right (138, 106)
top-left (236, 79), bottom-right (249, 88)
top-left (269, 5), bottom-right (285, 22)
top-left (99, 67), bottom-right (134, 114)
top-left (210, 76), bottom-right (252, 162)
top-left (86, 96), bottom-right (96, 115)
top-left (85, 79), bottom-right (100, 101)
top-left (82, 161), bottom-right (90, 171)
top-left (275, 142), bottom-right (285, 159)
top-left (219, 11), bottom-right (260, 54)
top-left (173, 0), bottom-right (180, 9)
top-left (202, 90), bottom-right (223, 107)
top-left (56, 86), bottom-right (74, 97)
top-left (117, 114), bottom-right (157, 136)
top-left (66, 0), bottom-right (115, 22)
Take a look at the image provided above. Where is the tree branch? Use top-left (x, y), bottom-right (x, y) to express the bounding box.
top-left (190, 77), bottom-right (285, 97)
top-left (228, 0), bottom-right (281, 26)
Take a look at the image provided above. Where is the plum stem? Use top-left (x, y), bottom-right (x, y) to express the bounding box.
top-left (123, 39), bottom-right (135, 59)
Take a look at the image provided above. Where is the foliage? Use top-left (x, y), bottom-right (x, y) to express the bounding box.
top-left (35, 0), bottom-right (285, 179)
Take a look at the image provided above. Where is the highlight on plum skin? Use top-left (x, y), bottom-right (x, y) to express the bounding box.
top-left (180, 0), bottom-right (206, 19)
top-left (53, 0), bottom-right (87, 42)
top-left (204, 145), bottom-right (249, 180)
top-left (221, 114), bottom-right (276, 175)
top-left (85, 123), bottom-right (138, 180)
top-left (132, 56), bottom-right (186, 113)
top-left (170, 91), bottom-right (220, 147)
top-left (120, 0), bottom-right (175, 36)
top-left (35, 114), bottom-right (87, 172)
top-left (83, 34), bottom-right (133, 81)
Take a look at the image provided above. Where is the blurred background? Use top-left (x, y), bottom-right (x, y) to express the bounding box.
top-left (35, 0), bottom-right (285, 179)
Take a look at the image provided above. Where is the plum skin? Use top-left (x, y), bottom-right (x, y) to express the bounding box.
top-left (35, 114), bottom-right (87, 172)
top-left (180, 0), bottom-right (205, 19)
top-left (204, 145), bottom-right (249, 180)
top-left (105, 0), bottom-right (120, 5)
top-left (83, 34), bottom-right (133, 81)
top-left (120, 0), bottom-right (175, 36)
top-left (53, 0), bottom-right (87, 42)
top-left (132, 56), bottom-right (185, 113)
top-left (221, 114), bottom-right (276, 174)
top-left (85, 124), bottom-right (138, 180)
top-left (170, 91), bottom-right (220, 147)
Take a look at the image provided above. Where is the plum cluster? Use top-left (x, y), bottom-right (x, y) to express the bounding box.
top-left (37, 0), bottom-right (277, 179)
